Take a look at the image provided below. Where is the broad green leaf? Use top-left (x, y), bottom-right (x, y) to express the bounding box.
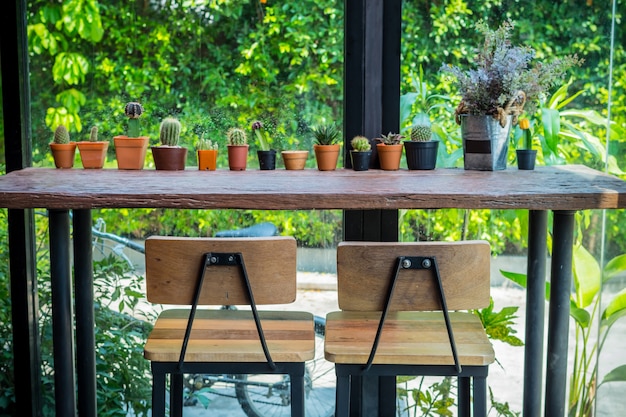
top-left (604, 254), bottom-right (626, 282)
top-left (541, 108), bottom-right (560, 154)
top-left (500, 269), bottom-right (551, 300)
top-left (400, 92), bottom-right (417, 126)
top-left (601, 288), bottom-right (626, 329)
top-left (570, 306), bottom-right (590, 328)
top-left (52, 52), bottom-right (90, 85)
top-left (600, 365), bottom-right (626, 385)
top-left (572, 244), bottom-right (601, 308)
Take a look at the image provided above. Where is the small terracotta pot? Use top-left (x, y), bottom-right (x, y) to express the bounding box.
top-left (77, 141), bottom-right (109, 169)
top-left (198, 149), bottom-right (218, 171)
top-left (50, 142), bottom-right (77, 169)
top-left (114, 136), bottom-right (149, 170)
top-left (282, 150), bottom-right (309, 170)
top-left (227, 145), bottom-right (249, 171)
top-left (151, 146), bottom-right (188, 171)
top-left (376, 143), bottom-right (403, 171)
top-left (313, 144), bottom-right (341, 171)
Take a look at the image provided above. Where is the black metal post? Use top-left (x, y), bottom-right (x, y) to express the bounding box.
top-left (49, 210), bottom-right (77, 417)
top-left (73, 210), bottom-right (97, 417)
top-left (544, 210), bottom-right (575, 417)
top-left (2, 0), bottom-right (41, 415)
top-left (523, 210), bottom-right (548, 417)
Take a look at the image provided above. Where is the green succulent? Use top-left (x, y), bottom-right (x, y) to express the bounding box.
top-left (159, 117), bottom-right (182, 146)
top-left (197, 137), bottom-right (218, 151)
top-left (410, 124), bottom-right (432, 142)
top-left (53, 125), bottom-right (70, 144)
top-left (312, 123), bottom-right (340, 146)
top-left (351, 136), bottom-right (371, 152)
top-left (227, 127), bottom-right (247, 146)
top-left (377, 132), bottom-right (404, 145)
top-left (124, 102), bottom-right (144, 138)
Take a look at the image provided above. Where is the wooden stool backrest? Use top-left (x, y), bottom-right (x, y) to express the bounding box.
top-left (337, 241), bottom-right (490, 311)
top-left (145, 236), bottom-right (297, 305)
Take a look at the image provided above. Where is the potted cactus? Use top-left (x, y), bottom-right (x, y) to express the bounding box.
top-left (516, 118), bottom-right (537, 170)
top-left (375, 132), bottom-right (404, 171)
top-left (197, 136), bottom-right (218, 171)
top-left (113, 102), bottom-right (150, 170)
top-left (404, 123), bottom-right (438, 170)
top-left (349, 136), bottom-right (372, 171)
top-left (49, 125), bottom-right (77, 169)
top-left (77, 126), bottom-right (108, 169)
top-left (226, 127), bottom-right (249, 171)
top-left (252, 121), bottom-right (276, 170)
top-left (312, 123), bottom-right (341, 171)
top-left (151, 117), bottom-right (187, 170)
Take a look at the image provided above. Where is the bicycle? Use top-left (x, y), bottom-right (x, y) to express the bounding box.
top-left (91, 219), bottom-right (336, 417)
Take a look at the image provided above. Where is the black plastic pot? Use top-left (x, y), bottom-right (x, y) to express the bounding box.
top-left (404, 140), bottom-right (439, 170)
top-left (516, 149), bottom-right (537, 170)
top-left (350, 150), bottom-right (372, 171)
top-left (257, 149), bottom-right (277, 170)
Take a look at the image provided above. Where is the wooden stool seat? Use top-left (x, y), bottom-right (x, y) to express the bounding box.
top-left (145, 309), bottom-right (315, 363)
top-left (325, 311), bottom-right (493, 366)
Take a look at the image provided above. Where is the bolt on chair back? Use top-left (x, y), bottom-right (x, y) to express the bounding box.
top-left (325, 240), bottom-right (495, 417)
top-left (143, 236), bottom-right (314, 417)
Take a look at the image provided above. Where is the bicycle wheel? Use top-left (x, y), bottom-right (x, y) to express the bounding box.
top-left (235, 316), bottom-right (335, 417)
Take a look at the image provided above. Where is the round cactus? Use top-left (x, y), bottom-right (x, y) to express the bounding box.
top-left (227, 127), bottom-right (247, 146)
top-left (351, 136), bottom-right (371, 152)
top-left (159, 117), bottom-right (182, 146)
top-left (54, 125), bottom-right (70, 144)
top-left (410, 124), bottom-right (432, 142)
top-left (89, 126), bottom-right (98, 142)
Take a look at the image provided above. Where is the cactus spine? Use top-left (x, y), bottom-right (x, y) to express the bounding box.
top-left (54, 125), bottom-right (70, 144)
top-left (410, 124), bottom-right (432, 142)
top-left (351, 136), bottom-right (371, 152)
top-left (159, 117), bottom-right (181, 146)
top-left (227, 127), bottom-right (247, 146)
top-left (89, 126), bottom-right (98, 142)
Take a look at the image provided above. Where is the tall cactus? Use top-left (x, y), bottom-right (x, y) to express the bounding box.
top-left (54, 125), bottom-right (70, 144)
top-left (159, 117), bottom-right (181, 146)
top-left (89, 126), bottom-right (98, 142)
top-left (227, 127), bottom-right (247, 146)
top-left (124, 102), bottom-right (144, 138)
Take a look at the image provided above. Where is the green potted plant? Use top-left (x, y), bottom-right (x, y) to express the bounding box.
top-left (312, 123), bottom-right (341, 171)
top-left (114, 102), bottom-right (150, 170)
top-left (151, 117), bottom-right (187, 170)
top-left (50, 124), bottom-right (77, 169)
top-left (252, 120), bottom-right (276, 170)
top-left (349, 136), bottom-right (372, 171)
top-left (516, 118), bottom-right (537, 170)
top-left (197, 136), bottom-right (218, 171)
top-left (376, 132), bottom-right (404, 171)
top-left (77, 126), bottom-right (108, 169)
top-left (404, 123), bottom-right (438, 170)
top-left (442, 20), bottom-right (582, 171)
top-left (226, 127), bottom-right (248, 171)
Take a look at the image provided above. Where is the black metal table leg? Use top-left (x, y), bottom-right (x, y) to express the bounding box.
top-left (523, 210), bottom-right (548, 417)
top-left (544, 210), bottom-right (575, 417)
top-left (49, 209), bottom-right (77, 416)
top-left (73, 209), bottom-right (96, 417)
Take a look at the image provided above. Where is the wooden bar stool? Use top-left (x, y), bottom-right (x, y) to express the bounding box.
top-left (325, 241), bottom-right (495, 417)
top-left (143, 236), bottom-right (315, 417)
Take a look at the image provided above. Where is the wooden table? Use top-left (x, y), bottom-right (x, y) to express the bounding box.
top-left (2, 165), bottom-right (625, 417)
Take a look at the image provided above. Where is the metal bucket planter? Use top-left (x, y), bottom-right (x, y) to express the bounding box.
top-left (460, 115), bottom-right (512, 171)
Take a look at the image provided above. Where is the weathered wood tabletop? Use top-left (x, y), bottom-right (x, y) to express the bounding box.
top-left (1, 165), bottom-right (625, 210)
